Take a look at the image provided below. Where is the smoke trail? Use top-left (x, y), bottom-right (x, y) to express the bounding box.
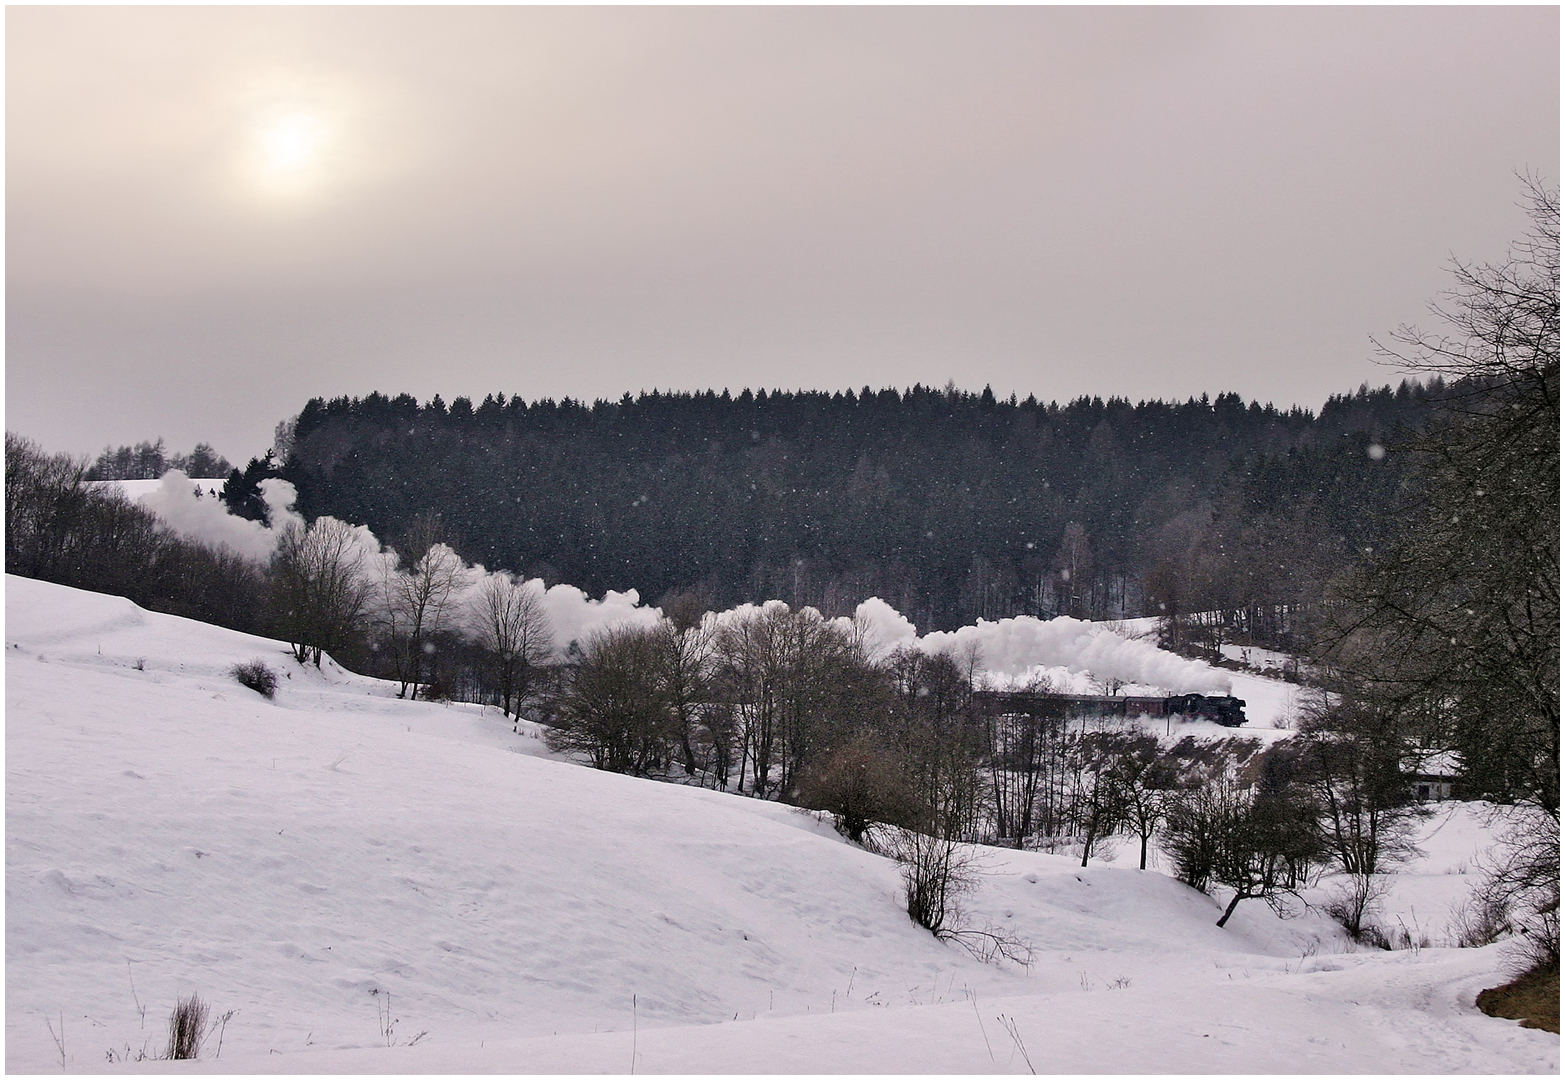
top-left (132, 473), bottom-right (1229, 690)
top-left (915, 612), bottom-right (1231, 694)
top-left (136, 471), bottom-right (304, 562)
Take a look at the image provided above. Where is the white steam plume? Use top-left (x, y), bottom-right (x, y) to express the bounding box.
top-left (133, 473), bottom-right (1228, 689)
top-left (915, 613), bottom-right (1231, 695)
top-left (137, 471), bottom-right (304, 562)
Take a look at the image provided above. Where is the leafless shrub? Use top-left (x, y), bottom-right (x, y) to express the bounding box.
top-left (887, 827), bottom-right (1034, 968)
top-left (795, 734), bottom-right (917, 844)
top-left (231, 659), bottom-right (278, 698)
top-left (890, 826), bottom-right (971, 935)
top-left (1448, 888), bottom-right (1513, 948)
top-left (1320, 872), bottom-right (1389, 941)
top-left (1506, 907), bottom-right (1560, 976)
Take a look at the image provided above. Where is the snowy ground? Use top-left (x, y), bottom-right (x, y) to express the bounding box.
top-left (6, 576), bottom-right (1556, 1073)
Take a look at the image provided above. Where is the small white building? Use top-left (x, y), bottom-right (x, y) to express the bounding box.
top-left (1411, 751), bottom-right (1460, 801)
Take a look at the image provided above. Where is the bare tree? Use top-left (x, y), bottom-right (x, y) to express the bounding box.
top-left (1334, 179), bottom-right (1558, 961)
top-left (889, 656), bottom-right (983, 932)
top-left (1294, 686), bottom-right (1423, 878)
top-left (1355, 179), bottom-right (1559, 818)
top-left (472, 573), bottom-right (553, 722)
top-left (714, 603), bottom-right (868, 797)
top-left (714, 605), bottom-right (784, 795)
top-left (381, 518), bottom-right (465, 699)
top-left (270, 517), bottom-right (372, 667)
top-left (884, 648), bottom-right (984, 836)
top-left (1054, 521), bottom-right (1093, 619)
top-left (654, 614), bottom-right (717, 779)
top-left (547, 623), bottom-right (674, 775)
top-left (1070, 735), bottom-right (1125, 868)
top-left (1108, 734), bottom-right (1180, 870)
top-left (979, 673), bottom-right (1067, 845)
top-left (1164, 763), bottom-right (1322, 928)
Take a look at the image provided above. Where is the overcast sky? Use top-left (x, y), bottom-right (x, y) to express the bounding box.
top-left (7, 6), bottom-right (1558, 463)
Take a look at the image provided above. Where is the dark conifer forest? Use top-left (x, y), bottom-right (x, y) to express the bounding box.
top-left (281, 380), bottom-right (1440, 636)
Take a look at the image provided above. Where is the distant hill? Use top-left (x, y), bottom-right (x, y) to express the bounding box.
top-left (281, 382), bottom-right (1438, 633)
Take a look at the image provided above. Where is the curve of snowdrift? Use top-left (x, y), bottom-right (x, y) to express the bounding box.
top-left (5, 576), bottom-right (1555, 1073)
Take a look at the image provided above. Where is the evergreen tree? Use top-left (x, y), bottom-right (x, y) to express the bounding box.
top-left (220, 450), bottom-right (278, 524)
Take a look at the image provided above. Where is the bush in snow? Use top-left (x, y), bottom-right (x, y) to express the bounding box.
top-left (1447, 886), bottom-right (1513, 949)
top-left (1321, 872), bottom-right (1389, 941)
top-left (892, 825), bottom-right (971, 935)
top-left (794, 733), bottom-right (917, 844)
top-left (231, 660), bottom-right (278, 699)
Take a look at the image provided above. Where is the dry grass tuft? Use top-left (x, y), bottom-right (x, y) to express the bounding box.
top-left (1477, 964), bottom-right (1559, 1034)
top-left (165, 994), bottom-right (208, 1059)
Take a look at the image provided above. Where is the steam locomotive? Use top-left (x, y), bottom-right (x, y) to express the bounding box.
top-left (971, 690), bottom-right (1248, 727)
top-left (1160, 693), bottom-right (1248, 727)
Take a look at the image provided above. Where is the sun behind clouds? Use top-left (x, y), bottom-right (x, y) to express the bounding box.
top-left (236, 71), bottom-right (357, 201)
top-left (247, 105), bottom-right (334, 197)
top-left (260, 112), bottom-right (327, 176)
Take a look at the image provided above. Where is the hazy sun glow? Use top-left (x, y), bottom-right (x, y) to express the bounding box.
top-left (261, 113), bottom-right (326, 174)
top-left (249, 108), bottom-right (332, 197)
top-left (233, 69), bottom-right (354, 201)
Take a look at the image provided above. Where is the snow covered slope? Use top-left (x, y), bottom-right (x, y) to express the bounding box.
top-left (5, 576), bottom-right (1556, 1073)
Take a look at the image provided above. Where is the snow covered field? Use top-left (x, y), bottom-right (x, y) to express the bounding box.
top-left (6, 576), bottom-right (1556, 1073)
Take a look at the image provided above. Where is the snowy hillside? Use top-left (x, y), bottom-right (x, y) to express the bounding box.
top-left (5, 576), bottom-right (1556, 1073)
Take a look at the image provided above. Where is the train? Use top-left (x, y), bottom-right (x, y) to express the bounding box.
top-left (970, 690), bottom-right (1248, 727)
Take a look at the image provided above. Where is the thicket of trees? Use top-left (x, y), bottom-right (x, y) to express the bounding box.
top-left (86, 439), bottom-right (232, 480)
top-left (6, 440), bottom-right (563, 720)
top-left (7, 434), bottom-right (268, 631)
top-left (277, 380), bottom-right (1436, 637)
top-left (534, 605), bottom-right (1411, 931)
top-left (1317, 180), bottom-right (1559, 965)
